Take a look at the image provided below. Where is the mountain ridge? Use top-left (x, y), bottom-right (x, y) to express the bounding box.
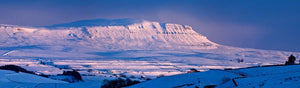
top-left (0, 18), bottom-right (218, 50)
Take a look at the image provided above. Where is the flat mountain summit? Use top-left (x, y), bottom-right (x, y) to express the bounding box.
top-left (46, 18), bottom-right (145, 27)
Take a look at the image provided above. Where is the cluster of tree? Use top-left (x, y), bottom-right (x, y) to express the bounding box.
top-left (62, 70), bottom-right (83, 82)
top-left (187, 68), bottom-right (200, 73)
top-left (285, 54), bottom-right (297, 65)
top-left (236, 58), bottom-right (244, 63)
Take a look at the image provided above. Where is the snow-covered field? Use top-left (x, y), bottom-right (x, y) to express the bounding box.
top-left (0, 19), bottom-right (299, 88)
top-left (0, 70), bottom-right (67, 88)
top-left (128, 64), bottom-right (300, 88)
top-left (219, 65), bottom-right (300, 88)
top-left (0, 48), bottom-right (297, 79)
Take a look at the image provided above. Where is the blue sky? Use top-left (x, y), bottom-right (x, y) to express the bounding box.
top-left (0, 0), bottom-right (300, 52)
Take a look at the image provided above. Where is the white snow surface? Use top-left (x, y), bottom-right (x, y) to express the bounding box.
top-left (217, 64), bottom-right (300, 88)
top-left (0, 70), bottom-right (67, 88)
top-left (127, 70), bottom-right (241, 88)
top-left (128, 65), bottom-right (300, 88)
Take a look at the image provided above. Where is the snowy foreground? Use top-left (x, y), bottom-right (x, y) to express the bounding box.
top-left (2, 64), bottom-right (300, 88)
top-left (0, 19), bottom-right (299, 88)
top-left (129, 64), bottom-right (300, 88)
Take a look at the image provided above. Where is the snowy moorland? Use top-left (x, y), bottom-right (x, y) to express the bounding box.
top-left (0, 18), bottom-right (299, 88)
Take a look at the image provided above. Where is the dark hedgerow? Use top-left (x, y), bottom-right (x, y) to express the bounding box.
top-left (0, 65), bottom-right (35, 74)
top-left (101, 78), bottom-right (141, 88)
top-left (204, 85), bottom-right (216, 88)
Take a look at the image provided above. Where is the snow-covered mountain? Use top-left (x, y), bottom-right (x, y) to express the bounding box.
top-left (0, 18), bottom-right (299, 70)
top-left (1, 18), bottom-right (300, 88)
top-left (0, 18), bottom-right (217, 51)
top-left (1, 18), bottom-right (299, 68)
